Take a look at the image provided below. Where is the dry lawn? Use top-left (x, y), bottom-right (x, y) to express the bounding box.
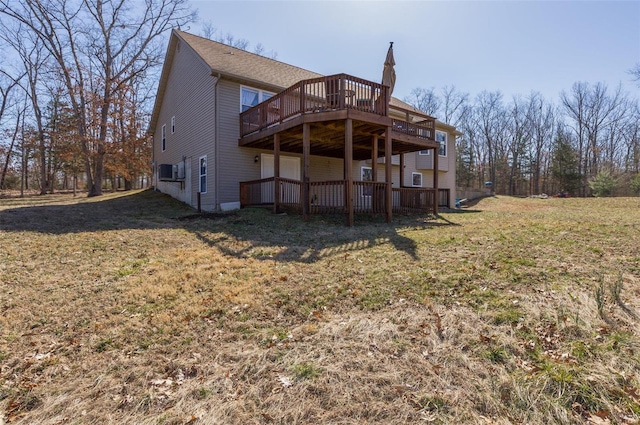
top-left (1, 190), bottom-right (639, 424)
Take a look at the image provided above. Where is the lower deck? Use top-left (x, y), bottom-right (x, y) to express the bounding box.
top-left (240, 177), bottom-right (450, 220)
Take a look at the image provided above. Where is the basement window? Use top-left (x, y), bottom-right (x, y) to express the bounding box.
top-left (412, 172), bottom-right (423, 187)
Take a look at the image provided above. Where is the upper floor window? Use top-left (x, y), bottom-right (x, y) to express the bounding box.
top-left (436, 130), bottom-right (447, 156)
top-left (161, 124), bottom-right (166, 151)
top-left (241, 86), bottom-right (274, 112)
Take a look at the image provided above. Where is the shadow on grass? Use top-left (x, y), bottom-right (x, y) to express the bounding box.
top-left (0, 190), bottom-right (191, 234)
top-left (0, 189), bottom-right (465, 262)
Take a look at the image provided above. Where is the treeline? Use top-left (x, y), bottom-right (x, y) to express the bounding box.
top-left (1, 1), bottom-right (638, 199)
top-left (406, 82), bottom-right (640, 197)
top-left (0, 0), bottom-right (196, 196)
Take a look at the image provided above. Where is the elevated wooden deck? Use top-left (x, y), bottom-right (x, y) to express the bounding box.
top-left (238, 73), bottom-right (444, 225)
top-left (239, 74), bottom-right (438, 160)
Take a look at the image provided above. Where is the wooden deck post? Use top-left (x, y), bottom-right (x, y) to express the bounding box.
top-left (345, 118), bottom-right (354, 226)
top-left (399, 153), bottom-right (405, 188)
top-left (433, 146), bottom-right (439, 215)
top-left (273, 133), bottom-right (280, 214)
top-left (385, 126), bottom-right (392, 223)
top-left (302, 123), bottom-right (310, 221)
top-left (371, 135), bottom-right (378, 215)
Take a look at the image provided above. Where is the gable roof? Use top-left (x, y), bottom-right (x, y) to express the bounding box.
top-left (149, 30), bottom-right (430, 134)
top-left (176, 30), bottom-right (322, 91)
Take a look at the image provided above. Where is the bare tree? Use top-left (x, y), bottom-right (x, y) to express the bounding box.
top-left (0, 0), bottom-right (196, 197)
top-left (1, 21), bottom-right (53, 194)
top-left (0, 95), bottom-right (27, 189)
top-left (561, 82), bottom-right (626, 195)
top-left (254, 43), bottom-right (265, 56)
top-left (199, 22), bottom-right (277, 59)
top-left (440, 85), bottom-right (469, 126)
top-left (630, 63), bottom-right (640, 84)
top-left (200, 20), bottom-right (217, 40)
top-left (475, 90), bottom-right (507, 190)
top-left (526, 92), bottom-right (555, 194)
top-left (404, 87), bottom-right (440, 116)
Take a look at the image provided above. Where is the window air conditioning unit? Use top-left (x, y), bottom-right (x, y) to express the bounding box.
top-left (159, 162), bottom-right (186, 182)
top-left (159, 164), bottom-right (174, 181)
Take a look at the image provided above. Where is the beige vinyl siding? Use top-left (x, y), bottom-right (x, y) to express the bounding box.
top-left (153, 38), bottom-right (216, 210)
top-left (310, 157), bottom-right (344, 181)
top-left (415, 151), bottom-right (449, 172)
top-left (217, 79), bottom-right (256, 204)
top-left (400, 153), bottom-right (418, 187)
top-left (416, 151), bottom-right (433, 170)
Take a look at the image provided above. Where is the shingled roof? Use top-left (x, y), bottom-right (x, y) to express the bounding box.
top-left (149, 30), bottom-right (423, 133)
top-left (176, 30), bottom-right (322, 91)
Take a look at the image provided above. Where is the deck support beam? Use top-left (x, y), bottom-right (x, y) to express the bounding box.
top-left (433, 146), bottom-right (439, 215)
top-left (385, 126), bottom-right (392, 223)
top-left (371, 135), bottom-right (378, 215)
top-left (345, 118), bottom-right (354, 226)
top-left (273, 133), bottom-right (280, 214)
top-left (302, 123), bottom-right (310, 221)
top-left (399, 153), bottom-right (405, 188)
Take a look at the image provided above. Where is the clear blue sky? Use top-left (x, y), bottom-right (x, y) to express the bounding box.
top-left (191, 0), bottom-right (639, 102)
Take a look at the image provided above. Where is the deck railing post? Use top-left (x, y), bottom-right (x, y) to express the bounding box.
top-left (385, 126), bottom-right (392, 223)
top-left (433, 145), bottom-right (439, 215)
top-left (274, 134), bottom-right (280, 214)
top-left (302, 123), bottom-right (310, 221)
top-left (371, 135), bottom-right (378, 215)
top-left (345, 118), bottom-right (353, 226)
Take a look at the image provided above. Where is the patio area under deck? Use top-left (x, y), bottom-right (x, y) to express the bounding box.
top-left (238, 73), bottom-right (442, 226)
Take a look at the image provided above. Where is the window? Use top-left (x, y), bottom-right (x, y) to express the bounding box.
top-left (361, 166), bottom-right (373, 196)
top-left (412, 172), bottom-right (423, 187)
top-left (436, 130), bottom-right (447, 156)
top-left (241, 86), bottom-right (275, 112)
top-left (161, 124), bottom-right (166, 151)
top-left (419, 149), bottom-right (430, 156)
top-left (199, 156), bottom-right (207, 193)
top-left (171, 116), bottom-right (175, 134)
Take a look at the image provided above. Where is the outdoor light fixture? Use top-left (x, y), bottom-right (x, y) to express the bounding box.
top-left (254, 155), bottom-right (259, 163)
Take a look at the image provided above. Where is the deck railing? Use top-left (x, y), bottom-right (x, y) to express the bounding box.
top-left (438, 188), bottom-right (450, 208)
top-left (391, 118), bottom-right (435, 141)
top-left (239, 177), bottom-right (302, 209)
top-left (241, 178), bottom-right (449, 215)
top-left (353, 181), bottom-right (387, 214)
top-left (240, 74), bottom-right (389, 137)
top-left (309, 180), bottom-right (346, 214)
top-left (392, 187), bottom-right (437, 214)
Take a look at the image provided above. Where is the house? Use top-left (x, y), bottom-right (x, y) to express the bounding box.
top-left (149, 30), bottom-right (458, 225)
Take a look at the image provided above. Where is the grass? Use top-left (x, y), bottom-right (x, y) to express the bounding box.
top-left (1, 190), bottom-right (640, 424)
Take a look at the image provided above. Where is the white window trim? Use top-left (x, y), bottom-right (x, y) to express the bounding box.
top-left (161, 124), bottom-right (166, 151)
top-left (171, 116), bottom-right (175, 134)
top-left (240, 85), bottom-right (275, 112)
top-left (411, 172), bottom-right (423, 187)
top-left (418, 150), bottom-right (430, 156)
top-left (199, 155), bottom-right (207, 194)
top-left (436, 130), bottom-right (447, 157)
